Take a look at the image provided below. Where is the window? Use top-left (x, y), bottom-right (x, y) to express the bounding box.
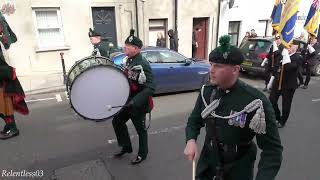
top-left (149, 19), bottom-right (167, 48)
top-left (241, 40), bottom-right (271, 54)
top-left (228, 21), bottom-right (241, 46)
top-left (257, 20), bottom-right (270, 37)
top-left (142, 51), bottom-right (160, 63)
top-left (158, 51), bottom-right (186, 63)
top-left (32, 8), bottom-right (65, 49)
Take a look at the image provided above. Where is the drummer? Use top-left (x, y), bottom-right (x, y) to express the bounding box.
top-left (88, 28), bottom-right (108, 57)
top-left (112, 29), bottom-right (156, 165)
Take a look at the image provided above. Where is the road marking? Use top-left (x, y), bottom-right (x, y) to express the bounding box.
top-left (26, 98), bottom-right (56, 103)
top-left (56, 94), bottom-right (62, 102)
top-left (312, 99), bottom-right (320, 102)
top-left (26, 94), bottom-right (63, 103)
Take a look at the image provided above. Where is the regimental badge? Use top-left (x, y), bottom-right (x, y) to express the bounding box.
top-left (129, 36), bottom-right (133, 42)
top-left (228, 110), bottom-right (247, 128)
top-left (223, 52), bottom-right (229, 60)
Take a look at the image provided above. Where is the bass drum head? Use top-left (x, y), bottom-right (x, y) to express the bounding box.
top-left (70, 65), bottom-right (130, 120)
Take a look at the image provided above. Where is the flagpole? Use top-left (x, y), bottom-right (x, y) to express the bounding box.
top-left (278, 63), bottom-right (285, 90)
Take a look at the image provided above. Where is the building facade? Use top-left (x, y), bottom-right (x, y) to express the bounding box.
top-left (218, 0), bottom-right (312, 47)
top-left (1, 0), bottom-right (219, 92)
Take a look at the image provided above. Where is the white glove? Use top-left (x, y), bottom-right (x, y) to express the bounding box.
top-left (307, 44), bottom-right (315, 53)
top-left (261, 58), bottom-right (268, 67)
top-left (281, 48), bottom-right (291, 65)
top-left (273, 41), bottom-right (278, 52)
top-left (267, 76), bottom-right (275, 90)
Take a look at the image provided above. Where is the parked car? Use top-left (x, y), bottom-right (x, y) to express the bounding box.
top-left (239, 37), bottom-right (320, 76)
top-left (112, 47), bottom-right (210, 94)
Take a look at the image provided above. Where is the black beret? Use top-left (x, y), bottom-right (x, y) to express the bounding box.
top-left (125, 29), bottom-right (143, 48)
top-left (209, 35), bottom-right (244, 65)
top-left (88, 28), bottom-right (101, 37)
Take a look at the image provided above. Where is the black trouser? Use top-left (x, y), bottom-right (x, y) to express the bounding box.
top-left (112, 107), bottom-right (148, 159)
top-left (297, 66), bottom-right (304, 85)
top-left (264, 67), bottom-right (272, 87)
top-left (269, 88), bottom-right (296, 126)
top-left (192, 45), bottom-right (197, 58)
top-left (304, 64), bottom-right (312, 86)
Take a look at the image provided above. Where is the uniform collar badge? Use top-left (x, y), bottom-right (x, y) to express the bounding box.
top-left (223, 52), bottom-right (229, 59)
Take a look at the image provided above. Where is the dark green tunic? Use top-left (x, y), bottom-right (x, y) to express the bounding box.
top-left (93, 41), bottom-right (108, 57)
top-left (186, 80), bottom-right (283, 180)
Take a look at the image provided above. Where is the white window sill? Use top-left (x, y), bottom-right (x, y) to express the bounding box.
top-left (35, 46), bottom-right (70, 53)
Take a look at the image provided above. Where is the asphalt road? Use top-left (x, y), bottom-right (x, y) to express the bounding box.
top-left (0, 75), bottom-right (319, 180)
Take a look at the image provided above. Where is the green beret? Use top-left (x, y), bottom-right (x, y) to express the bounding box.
top-left (209, 35), bottom-right (244, 65)
top-left (125, 29), bottom-right (143, 48)
top-left (88, 28), bottom-right (101, 37)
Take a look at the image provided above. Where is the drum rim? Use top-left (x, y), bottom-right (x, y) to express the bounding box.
top-left (68, 64), bottom-right (130, 121)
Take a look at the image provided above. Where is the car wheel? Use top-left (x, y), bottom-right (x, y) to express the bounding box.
top-left (312, 62), bottom-right (320, 76)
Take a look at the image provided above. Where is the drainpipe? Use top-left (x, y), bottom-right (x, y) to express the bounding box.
top-left (174, 0), bottom-right (178, 51)
top-left (216, 0), bottom-right (222, 46)
top-left (135, 0), bottom-right (140, 37)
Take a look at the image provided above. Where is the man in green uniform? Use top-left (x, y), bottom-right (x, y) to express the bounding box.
top-left (112, 29), bottom-right (156, 165)
top-left (88, 28), bottom-right (109, 57)
top-left (184, 35), bottom-right (283, 180)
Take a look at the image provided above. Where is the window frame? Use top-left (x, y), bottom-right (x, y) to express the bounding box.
top-left (228, 21), bottom-right (241, 46)
top-left (32, 7), bottom-right (68, 51)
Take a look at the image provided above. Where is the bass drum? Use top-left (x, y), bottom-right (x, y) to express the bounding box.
top-left (66, 56), bottom-right (130, 121)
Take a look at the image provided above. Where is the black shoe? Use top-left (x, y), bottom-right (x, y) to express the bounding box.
top-left (277, 122), bottom-right (284, 128)
top-left (302, 85), bottom-right (308, 89)
top-left (131, 156), bottom-right (145, 165)
top-left (113, 149), bottom-right (132, 158)
top-left (0, 129), bottom-right (19, 140)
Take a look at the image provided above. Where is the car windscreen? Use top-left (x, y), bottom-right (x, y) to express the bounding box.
top-left (240, 40), bottom-right (271, 54)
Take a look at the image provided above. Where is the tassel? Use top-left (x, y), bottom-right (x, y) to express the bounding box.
top-left (138, 70), bottom-right (146, 84)
top-left (130, 29), bottom-right (135, 36)
top-left (249, 107), bottom-right (266, 134)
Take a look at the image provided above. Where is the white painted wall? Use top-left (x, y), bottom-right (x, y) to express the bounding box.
top-left (1, 0), bottom-right (219, 91)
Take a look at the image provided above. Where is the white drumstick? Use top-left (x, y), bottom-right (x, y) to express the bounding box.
top-left (192, 159), bottom-right (196, 180)
top-left (107, 105), bottom-right (128, 111)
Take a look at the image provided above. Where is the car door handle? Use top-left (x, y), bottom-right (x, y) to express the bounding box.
top-left (198, 71), bottom-right (208, 75)
top-left (168, 67), bottom-right (174, 70)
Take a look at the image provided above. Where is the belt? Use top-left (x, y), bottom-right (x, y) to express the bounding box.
top-left (217, 141), bottom-right (252, 164)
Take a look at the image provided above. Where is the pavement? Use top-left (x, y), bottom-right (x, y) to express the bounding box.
top-left (0, 74), bottom-right (319, 180)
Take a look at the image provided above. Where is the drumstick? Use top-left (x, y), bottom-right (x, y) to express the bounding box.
top-left (107, 105), bottom-right (128, 111)
top-left (192, 159), bottom-right (196, 180)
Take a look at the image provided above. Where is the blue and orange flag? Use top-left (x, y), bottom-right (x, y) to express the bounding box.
top-left (278, 0), bottom-right (301, 48)
top-left (304, 0), bottom-right (320, 37)
top-left (271, 0), bottom-right (284, 32)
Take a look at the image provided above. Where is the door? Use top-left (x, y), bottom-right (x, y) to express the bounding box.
top-left (193, 18), bottom-right (209, 59)
top-left (149, 19), bottom-right (167, 48)
top-left (92, 7), bottom-right (117, 47)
